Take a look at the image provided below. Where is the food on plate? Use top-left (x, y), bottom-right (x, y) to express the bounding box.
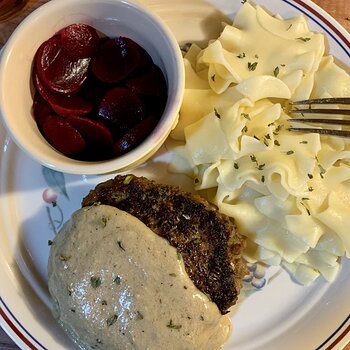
top-left (170, 2), bottom-right (350, 285)
top-left (32, 23), bottom-right (167, 161)
top-left (48, 175), bottom-right (246, 349)
top-left (82, 175), bottom-right (247, 313)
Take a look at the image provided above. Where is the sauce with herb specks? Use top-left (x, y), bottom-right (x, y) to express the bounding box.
top-left (48, 205), bottom-right (231, 350)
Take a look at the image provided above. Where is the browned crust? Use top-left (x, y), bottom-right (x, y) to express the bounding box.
top-left (82, 175), bottom-right (247, 314)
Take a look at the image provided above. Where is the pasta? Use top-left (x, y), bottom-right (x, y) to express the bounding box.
top-left (169, 2), bottom-right (350, 285)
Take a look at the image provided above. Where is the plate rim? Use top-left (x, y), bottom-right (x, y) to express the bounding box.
top-left (0, 0), bottom-right (350, 349)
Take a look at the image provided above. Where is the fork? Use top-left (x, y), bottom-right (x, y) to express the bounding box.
top-left (288, 97), bottom-right (350, 138)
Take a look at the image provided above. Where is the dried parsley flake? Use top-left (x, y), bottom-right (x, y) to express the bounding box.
top-left (90, 276), bottom-right (102, 289)
top-left (59, 255), bottom-right (71, 262)
top-left (101, 216), bottom-right (108, 227)
top-left (166, 319), bottom-right (182, 330)
top-left (214, 108), bottom-right (221, 119)
top-left (106, 314), bottom-right (118, 326)
top-left (248, 61), bottom-right (258, 71)
top-left (273, 124), bottom-right (283, 135)
top-left (297, 37), bottom-right (311, 42)
top-left (250, 154), bottom-right (257, 163)
top-left (300, 201), bottom-right (311, 216)
top-left (117, 240), bottom-right (126, 251)
top-left (136, 311), bottom-right (144, 320)
top-left (318, 164), bottom-right (326, 179)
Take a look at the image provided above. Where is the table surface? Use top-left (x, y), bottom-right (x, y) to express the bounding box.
top-left (0, 0), bottom-right (349, 349)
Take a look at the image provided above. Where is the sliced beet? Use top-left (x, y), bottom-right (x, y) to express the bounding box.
top-left (32, 25), bottom-right (161, 161)
top-left (80, 75), bottom-right (111, 108)
top-left (91, 37), bottom-right (140, 83)
top-left (141, 94), bottom-right (167, 119)
top-left (67, 116), bottom-right (113, 149)
top-left (49, 95), bottom-right (93, 118)
top-left (67, 116), bottom-right (115, 160)
top-left (113, 115), bottom-right (158, 156)
top-left (34, 72), bottom-right (93, 117)
top-left (33, 71), bottom-right (51, 101)
top-left (126, 65), bottom-right (167, 97)
top-left (32, 93), bottom-right (56, 128)
top-left (97, 87), bottom-right (144, 131)
top-left (42, 115), bottom-right (86, 155)
top-left (35, 35), bottom-right (90, 95)
top-left (59, 23), bottom-right (99, 60)
top-left (132, 41), bottom-right (153, 71)
top-left (35, 35), bottom-right (62, 73)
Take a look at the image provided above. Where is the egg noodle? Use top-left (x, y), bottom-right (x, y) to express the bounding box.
top-left (169, 2), bottom-right (350, 285)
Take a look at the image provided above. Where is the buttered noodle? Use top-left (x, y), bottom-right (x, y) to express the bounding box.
top-left (170, 3), bottom-right (350, 285)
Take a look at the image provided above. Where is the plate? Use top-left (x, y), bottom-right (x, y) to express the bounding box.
top-left (0, 0), bottom-right (349, 349)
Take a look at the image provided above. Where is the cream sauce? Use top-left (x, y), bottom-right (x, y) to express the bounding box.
top-left (48, 205), bottom-right (231, 350)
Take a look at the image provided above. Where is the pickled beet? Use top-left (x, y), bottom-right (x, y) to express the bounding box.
top-left (35, 35), bottom-right (90, 95)
top-left (34, 72), bottom-right (93, 117)
top-left (42, 115), bottom-right (86, 155)
top-left (59, 23), bottom-right (99, 60)
top-left (142, 94), bottom-right (168, 119)
top-left (136, 45), bottom-right (153, 70)
top-left (67, 116), bottom-right (113, 150)
top-left (113, 116), bottom-right (158, 156)
top-left (32, 93), bottom-right (55, 128)
top-left (97, 87), bottom-right (144, 131)
top-left (32, 24), bottom-right (168, 161)
top-left (126, 65), bottom-right (167, 97)
top-left (91, 37), bottom-right (140, 83)
top-left (80, 75), bottom-right (110, 108)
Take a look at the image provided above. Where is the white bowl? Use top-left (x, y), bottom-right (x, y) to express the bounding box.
top-left (0, 0), bottom-right (184, 175)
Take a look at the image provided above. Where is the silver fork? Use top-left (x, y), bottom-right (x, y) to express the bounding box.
top-left (288, 97), bottom-right (350, 138)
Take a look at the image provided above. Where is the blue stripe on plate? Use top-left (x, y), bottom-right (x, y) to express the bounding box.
top-left (282, 0), bottom-right (350, 57)
top-left (0, 2), bottom-right (349, 350)
top-left (316, 314), bottom-right (350, 350)
top-left (0, 296), bottom-right (47, 350)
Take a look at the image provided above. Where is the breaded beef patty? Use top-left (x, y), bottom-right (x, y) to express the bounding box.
top-left (82, 175), bottom-right (247, 314)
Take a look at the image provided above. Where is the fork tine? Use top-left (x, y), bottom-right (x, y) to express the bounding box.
top-left (289, 108), bottom-right (350, 115)
top-left (289, 118), bottom-right (350, 126)
top-left (288, 127), bottom-right (350, 138)
top-left (288, 97), bottom-right (350, 138)
top-left (290, 97), bottom-right (350, 105)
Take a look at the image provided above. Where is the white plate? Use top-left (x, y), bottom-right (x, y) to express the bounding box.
top-left (0, 0), bottom-right (349, 349)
